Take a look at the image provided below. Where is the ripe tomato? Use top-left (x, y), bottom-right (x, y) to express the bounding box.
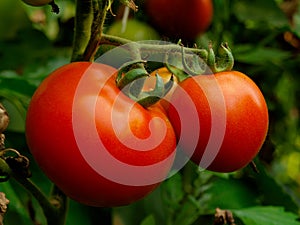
top-left (21, 0), bottom-right (53, 6)
top-left (26, 62), bottom-right (176, 207)
top-left (145, 0), bottom-right (213, 41)
top-left (167, 71), bottom-right (269, 172)
top-left (106, 18), bottom-right (160, 41)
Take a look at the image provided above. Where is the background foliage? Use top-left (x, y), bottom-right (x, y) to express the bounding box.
top-left (0, 0), bottom-right (299, 224)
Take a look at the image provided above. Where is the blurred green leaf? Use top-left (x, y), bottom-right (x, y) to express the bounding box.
top-left (233, 0), bottom-right (289, 28)
top-left (0, 72), bottom-right (37, 97)
top-left (294, 4), bottom-right (300, 38)
top-left (173, 196), bottom-right (201, 225)
top-left (233, 45), bottom-right (291, 65)
top-left (233, 206), bottom-right (300, 225)
top-left (203, 176), bottom-right (259, 210)
top-left (113, 201), bottom-right (147, 225)
top-left (244, 160), bottom-right (300, 214)
top-left (161, 172), bottom-right (184, 213)
top-left (140, 215), bottom-right (156, 225)
top-left (0, 0), bottom-right (31, 40)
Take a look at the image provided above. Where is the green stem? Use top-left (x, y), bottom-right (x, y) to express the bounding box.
top-left (100, 34), bottom-right (208, 60)
top-left (71, 0), bottom-right (94, 62)
top-left (83, 0), bottom-right (109, 61)
top-left (0, 155), bottom-right (66, 225)
top-left (12, 175), bottom-right (66, 225)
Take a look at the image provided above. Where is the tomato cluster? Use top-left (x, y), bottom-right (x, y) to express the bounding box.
top-left (26, 61), bottom-right (268, 207)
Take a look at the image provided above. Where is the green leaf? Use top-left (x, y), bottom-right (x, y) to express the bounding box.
top-left (112, 201), bottom-right (147, 225)
top-left (203, 176), bottom-right (258, 210)
top-left (233, 206), bottom-right (300, 225)
top-left (173, 195), bottom-right (201, 225)
top-left (233, 0), bottom-right (289, 28)
top-left (0, 0), bottom-right (31, 40)
top-left (233, 45), bottom-right (291, 65)
top-left (140, 215), bottom-right (156, 225)
top-left (244, 159), bottom-right (300, 214)
top-left (293, 4), bottom-right (300, 38)
top-left (0, 72), bottom-right (36, 97)
top-left (161, 172), bottom-right (184, 213)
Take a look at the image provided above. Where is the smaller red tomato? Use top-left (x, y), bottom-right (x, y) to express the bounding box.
top-left (168, 71), bottom-right (269, 172)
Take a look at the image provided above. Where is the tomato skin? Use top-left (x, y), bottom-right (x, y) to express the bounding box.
top-left (145, 0), bottom-right (213, 41)
top-left (21, 0), bottom-right (52, 6)
top-left (168, 71), bottom-right (269, 172)
top-left (26, 62), bottom-right (176, 207)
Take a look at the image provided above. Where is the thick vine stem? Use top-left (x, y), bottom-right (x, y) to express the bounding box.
top-left (99, 34), bottom-right (236, 76)
top-left (83, 0), bottom-right (109, 61)
top-left (100, 34), bottom-right (209, 62)
top-left (71, 0), bottom-right (94, 62)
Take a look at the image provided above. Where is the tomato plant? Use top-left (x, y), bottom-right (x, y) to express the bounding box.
top-left (2, 0), bottom-right (300, 224)
top-left (106, 18), bottom-right (160, 41)
top-left (168, 71), bottom-right (269, 172)
top-left (145, 0), bottom-right (213, 41)
top-left (25, 62), bottom-right (176, 207)
top-left (21, 0), bottom-right (53, 6)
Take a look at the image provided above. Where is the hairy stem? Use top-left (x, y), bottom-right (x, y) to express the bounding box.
top-left (83, 0), bottom-right (109, 61)
top-left (71, 0), bottom-right (94, 62)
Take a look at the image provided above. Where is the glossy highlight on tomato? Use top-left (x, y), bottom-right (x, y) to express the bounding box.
top-left (168, 71), bottom-right (269, 172)
top-left (26, 62), bottom-right (176, 207)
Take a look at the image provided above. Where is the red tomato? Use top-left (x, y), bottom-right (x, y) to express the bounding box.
top-left (145, 0), bottom-right (213, 41)
top-left (167, 71), bottom-right (269, 172)
top-left (26, 62), bottom-right (176, 207)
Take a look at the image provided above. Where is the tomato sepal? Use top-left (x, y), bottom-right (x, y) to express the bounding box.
top-left (207, 43), bottom-right (234, 73)
top-left (133, 74), bottom-right (165, 108)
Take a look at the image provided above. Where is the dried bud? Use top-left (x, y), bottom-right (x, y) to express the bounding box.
top-left (0, 104), bottom-right (9, 134)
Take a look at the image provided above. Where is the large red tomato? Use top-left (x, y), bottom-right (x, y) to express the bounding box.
top-left (167, 71), bottom-right (269, 172)
top-left (145, 0), bottom-right (213, 41)
top-left (26, 62), bottom-right (176, 207)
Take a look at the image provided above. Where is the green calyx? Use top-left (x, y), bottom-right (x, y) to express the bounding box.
top-left (207, 42), bottom-right (234, 73)
top-left (116, 62), bottom-right (174, 108)
top-left (115, 41), bottom-right (234, 107)
top-left (135, 74), bottom-right (174, 108)
top-left (162, 42), bottom-right (234, 83)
